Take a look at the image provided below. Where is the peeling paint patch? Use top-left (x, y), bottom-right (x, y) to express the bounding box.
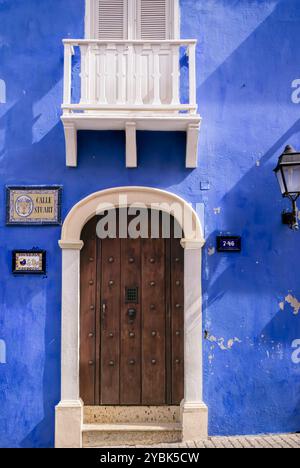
top-left (227, 338), bottom-right (241, 349)
top-left (284, 294), bottom-right (300, 315)
top-left (205, 332), bottom-right (242, 351)
top-left (0, 79), bottom-right (6, 104)
top-left (279, 301), bottom-right (285, 311)
top-left (213, 207), bottom-right (221, 215)
top-left (0, 339), bottom-right (6, 364)
top-left (208, 247), bottom-right (215, 256)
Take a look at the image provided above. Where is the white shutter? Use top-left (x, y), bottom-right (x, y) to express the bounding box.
top-left (137, 0), bottom-right (169, 40)
top-left (96, 0), bottom-right (128, 40)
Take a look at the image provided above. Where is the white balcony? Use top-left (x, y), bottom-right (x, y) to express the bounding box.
top-left (61, 39), bottom-right (201, 168)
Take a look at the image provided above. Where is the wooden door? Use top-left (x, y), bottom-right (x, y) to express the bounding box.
top-left (80, 210), bottom-right (184, 406)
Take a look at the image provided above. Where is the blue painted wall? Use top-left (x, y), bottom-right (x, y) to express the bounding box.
top-left (0, 0), bottom-right (300, 447)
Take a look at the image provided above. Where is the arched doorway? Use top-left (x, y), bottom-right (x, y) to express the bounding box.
top-left (55, 187), bottom-right (208, 448)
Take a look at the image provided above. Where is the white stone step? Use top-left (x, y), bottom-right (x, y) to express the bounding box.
top-left (84, 406), bottom-right (181, 425)
top-left (82, 422), bottom-right (182, 447)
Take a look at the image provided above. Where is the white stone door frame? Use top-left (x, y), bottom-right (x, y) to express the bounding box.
top-left (55, 187), bottom-right (208, 448)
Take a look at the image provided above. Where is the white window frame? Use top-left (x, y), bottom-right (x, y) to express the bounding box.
top-left (85, 0), bottom-right (180, 40)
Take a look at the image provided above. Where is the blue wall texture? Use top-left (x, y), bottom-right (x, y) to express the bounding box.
top-left (0, 0), bottom-right (300, 447)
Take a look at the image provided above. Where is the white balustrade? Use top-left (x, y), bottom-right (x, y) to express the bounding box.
top-left (62, 39), bottom-right (197, 114)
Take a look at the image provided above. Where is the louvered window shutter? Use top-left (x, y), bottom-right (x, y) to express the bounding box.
top-left (96, 0), bottom-right (128, 40)
top-left (137, 0), bottom-right (169, 40)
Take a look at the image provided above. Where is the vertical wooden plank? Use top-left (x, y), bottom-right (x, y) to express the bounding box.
top-left (120, 233), bottom-right (142, 404)
top-left (80, 218), bottom-right (97, 405)
top-left (165, 229), bottom-right (172, 405)
top-left (142, 226), bottom-right (166, 405)
top-left (170, 218), bottom-right (184, 404)
top-left (100, 236), bottom-right (121, 405)
top-left (95, 217), bottom-right (101, 405)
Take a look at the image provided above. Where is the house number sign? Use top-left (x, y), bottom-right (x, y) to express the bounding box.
top-left (6, 186), bottom-right (62, 225)
top-left (217, 236), bottom-right (242, 253)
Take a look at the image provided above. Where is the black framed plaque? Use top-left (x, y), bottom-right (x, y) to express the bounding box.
top-left (12, 250), bottom-right (46, 275)
top-left (217, 236), bottom-right (242, 253)
top-left (6, 186), bottom-right (62, 226)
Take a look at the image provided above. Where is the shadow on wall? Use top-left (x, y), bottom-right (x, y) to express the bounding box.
top-left (203, 119), bottom-right (300, 306)
top-left (75, 130), bottom-right (192, 192)
top-left (1, 0), bottom-right (300, 445)
top-left (0, 0), bottom-right (192, 447)
top-left (191, 0), bottom-right (300, 435)
top-left (0, 0), bottom-right (83, 448)
top-left (0, 0), bottom-right (83, 170)
top-left (19, 273), bottom-right (61, 448)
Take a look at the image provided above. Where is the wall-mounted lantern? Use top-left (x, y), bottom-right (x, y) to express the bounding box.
top-left (274, 145), bottom-right (300, 230)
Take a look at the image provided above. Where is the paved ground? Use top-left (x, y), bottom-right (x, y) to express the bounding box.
top-left (108, 434), bottom-right (300, 449)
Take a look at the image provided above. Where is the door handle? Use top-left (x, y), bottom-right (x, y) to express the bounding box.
top-left (128, 308), bottom-right (137, 322)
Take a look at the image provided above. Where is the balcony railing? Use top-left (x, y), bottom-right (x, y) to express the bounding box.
top-left (62, 39), bottom-right (197, 115)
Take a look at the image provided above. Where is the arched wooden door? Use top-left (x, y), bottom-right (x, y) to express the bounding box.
top-left (80, 210), bottom-right (184, 406)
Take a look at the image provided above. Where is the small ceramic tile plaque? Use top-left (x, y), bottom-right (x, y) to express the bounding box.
top-left (6, 186), bottom-right (62, 225)
top-left (12, 251), bottom-right (46, 275)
